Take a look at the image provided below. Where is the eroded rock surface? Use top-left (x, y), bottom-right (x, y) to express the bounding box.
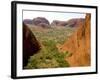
top-left (57, 14), bottom-right (91, 67)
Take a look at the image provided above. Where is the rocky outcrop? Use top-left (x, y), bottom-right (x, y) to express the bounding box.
top-left (66, 18), bottom-right (85, 27)
top-left (51, 20), bottom-right (68, 26)
top-left (23, 23), bottom-right (41, 68)
top-left (51, 18), bottom-right (85, 27)
top-left (32, 17), bottom-right (50, 28)
top-left (57, 14), bottom-right (91, 67)
top-left (23, 19), bottom-right (33, 24)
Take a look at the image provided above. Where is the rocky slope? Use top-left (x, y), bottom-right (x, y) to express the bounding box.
top-left (57, 14), bottom-right (91, 67)
top-left (23, 23), bottom-right (41, 68)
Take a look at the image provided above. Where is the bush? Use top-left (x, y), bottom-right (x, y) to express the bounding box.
top-left (24, 26), bottom-right (75, 69)
top-left (25, 40), bottom-right (70, 69)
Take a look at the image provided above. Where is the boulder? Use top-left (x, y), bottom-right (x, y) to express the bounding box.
top-left (23, 23), bottom-right (41, 68)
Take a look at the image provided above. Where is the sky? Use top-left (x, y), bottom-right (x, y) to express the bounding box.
top-left (23, 10), bottom-right (86, 23)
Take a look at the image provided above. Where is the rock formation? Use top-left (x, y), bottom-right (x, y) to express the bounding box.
top-left (66, 18), bottom-right (85, 27)
top-left (32, 17), bottom-right (50, 28)
top-left (51, 18), bottom-right (85, 27)
top-left (57, 14), bottom-right (91, 67)
top-left (23, 23), bottom-right (41, 68)
top-left (23, 19), bottom-right (33, 24)
top-left (51, 20), bottom-right (68, 26)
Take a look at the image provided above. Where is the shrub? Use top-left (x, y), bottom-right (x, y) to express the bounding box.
top-left (25, 40), bottom-right (70, 69)
top-left (24, 26), bottom-right (75, 69)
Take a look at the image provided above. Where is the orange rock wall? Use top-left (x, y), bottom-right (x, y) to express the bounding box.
top-left (58, 14), bottom-right (91, 67)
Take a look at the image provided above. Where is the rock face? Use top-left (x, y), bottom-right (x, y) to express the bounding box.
top-left (66, 18), bottom-right (85, 27)
top-left (23, 19), bottom-right (33, 24)
top-left (32, 17), bottom-right (50, 28)
top-left (51, 20), bottom-right (68, 26)
top-left (57, 14), bottom-right (91, 67)
top-left (23, 23), bottom-right (41, 68)
top-left (51, 18), bottom-right (85, 27)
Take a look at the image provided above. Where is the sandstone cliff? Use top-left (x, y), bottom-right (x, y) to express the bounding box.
top-left (57, 14), bottom-right (91, 67)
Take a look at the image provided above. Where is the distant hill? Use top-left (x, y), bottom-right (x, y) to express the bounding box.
top-left (51, 18), bottom-right (85, 27)
top-left (32, 17), bottom-right (50, 28)
top-left (23, 19), bottom-right (33, 24)
top-left (66, 18), bottom-right (85, 27)
top-left (51, 20), bottom-right (68, 26)
top-left (23, 17), bottom-right (85, 28)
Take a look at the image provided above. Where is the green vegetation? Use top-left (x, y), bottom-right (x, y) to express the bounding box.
top-left (25, 26), bottom-right (75, 69)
